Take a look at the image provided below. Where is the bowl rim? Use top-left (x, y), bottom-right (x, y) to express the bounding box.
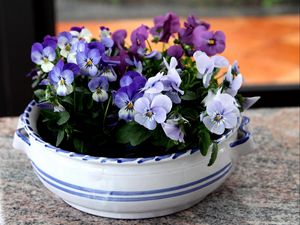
top-left (21, 100), bottom-right (240, 165)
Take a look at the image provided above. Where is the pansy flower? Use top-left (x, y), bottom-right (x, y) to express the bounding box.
top-left (31, 43), bottom-right (56, 72)
top-left (134, 94), bottom-right (172, 130)
top-left (162, 117), bottom-right (186, 143)
top-left (223, 65), bottom-right (243, 97)
top-left (193, 29), bottom-right (226, 56)
top-left (167, 45), bottom-right (184, 59)
top-left (130, 25), bottom-right (149, 54)
top-left (100, 66), bottom-right (117, 82)
top-left (76, 48), bottom-right (101, 76)
top-left (150, 12), bottom-right (180, 43)
top-left (112, 29), bottom-right (127, 50)
top-left (100, 26), bottom-right (114, 48)
top-left (114, 71), bottom-right (146, 121)
top-left (49, 60), bottom-right (78, 96)
top-left (88, 76), bottom-right (109, 102)
top-left (193, 51), bottom-right (229, 88)
top-left (70, 26), bottom-right (92, 43)
top-left (57, 31), bottom-right (77, 58)
top-left (179, 15), bottom-right (210, 46)
top-left (162, 57), bottom-right (184, 103)
top-left (201, 93), bottom-right (239, 135)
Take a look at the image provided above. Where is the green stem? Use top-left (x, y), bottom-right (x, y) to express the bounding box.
top-left (103, 96), bottom-right (112, 126)
top-left (146, 39), bottom-right (153, 52)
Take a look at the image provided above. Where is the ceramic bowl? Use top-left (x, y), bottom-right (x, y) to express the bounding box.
top-left (13, 101), bottom-right (254, 219)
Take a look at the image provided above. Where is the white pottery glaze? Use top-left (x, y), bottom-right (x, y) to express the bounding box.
top-left (13, 101), bottom-right (254, 219)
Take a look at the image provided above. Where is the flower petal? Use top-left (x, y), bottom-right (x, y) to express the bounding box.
top-left (41, 62), bottom-right (54, 72)
top-left (151, 94), bottom-right (172, 113)
top-left (134, 97), bottom-right (150, 113)
top-left (152, 107), bottom-right (167, 123)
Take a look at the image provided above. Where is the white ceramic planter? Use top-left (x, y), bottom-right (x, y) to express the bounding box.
top-left (13, 101), bottom-right (254, 219)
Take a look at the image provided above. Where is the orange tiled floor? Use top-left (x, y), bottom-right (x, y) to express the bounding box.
top-left (57, 15), bottom-right (299, 85)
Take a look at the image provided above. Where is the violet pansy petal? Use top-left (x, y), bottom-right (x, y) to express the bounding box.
top-left (61, 70), bottom-right (74, 85)
top-left (114, 91), bottom-right (129, 108)
top-left (152, 107), bottom-right (167, 123)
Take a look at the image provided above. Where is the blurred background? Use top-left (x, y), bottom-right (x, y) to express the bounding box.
top-left (0, 0), bottom-right (299, 116)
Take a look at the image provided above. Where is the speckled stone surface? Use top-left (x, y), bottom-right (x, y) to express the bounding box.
top-left (0, 107), bottom-right (299, 225)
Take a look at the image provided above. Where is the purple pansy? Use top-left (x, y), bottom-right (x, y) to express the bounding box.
top-left (202, 93), bottom-right (239, 135)
top-left (31, 43), bottom-right (56, 72)
top-left (115, 71), bottom-right (146, 121)
top-left (130, 25), bottom-right (149, 54)
top-left (114, 74), bottom-right (145, 121)
top-left (57, 32), bottom-right (76, 58)
top-left (193, 51), bottom-right (229, 88)
top-left (43, 35), bottom-right (57, 49)
top-left (134, 94), bottom-right (172, 130)
top-left (167, 45), bottom-right (184, 59)
top-left (224, 65), bottom-right (243, 97)
top-left (70, 27), bottom-right (92, 43)
top-left (88, 76), bottom-right (109, 102)
top-left (49, 60), bottom-right (76, 96)
top-left (193, 29), bottom-right (226, 56)
top-left (112, 29), bottom-right (127, 50)
top-left (100, 26), bottom-right (114, 48)
top-left (179, 15), bottom-right (210, 46)
top-left (67, 40), bottom-right (86, 63)
top-left (76, 48), bottom-right (101, 76)
top-left (150, 12), bottom-right (180, 43)
top-left (162, 117), bottom-right (185, 143)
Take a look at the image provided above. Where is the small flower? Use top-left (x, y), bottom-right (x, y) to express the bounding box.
top-left (179, 15), bottom-right (210, 46)
top-left (57, 32), bottom-right (76, 58)
top-left (141, 72), bottom-right (165, 94)
top-left (88, 76), bottom-right (109, 102)
top-left (114, 85), bottom-right (143, 121)
top-left (70, 27), bottom-right (92, 43)
top-left (31, 43), bottom-right (56, 72)
top-left (193, 51), bottom-right (229, 88)
top-left (150, 12), bottom-right (180, 43)
top-left (162, 117), bottom-right (186, 143)
top-left (223, 65), bottom-right (243, 97)
top-left (43, 35), bottom-right (57, 49)
top-left (130, 25), bottom-right (149, 54)
top-left (193, 30), bottom-right (226, 56)
top-left (202, 93), bottom-right (239, 135)
top-left (120, 71), bottom-right (146, 88)
top-left (49, 60), bottom-right (75, 96)
top-left (100, 66), bottom-right (117, 82)
top-left (112, 29), bottom-right (127, 50)
top-left (76, 48), bottom-right (101, 76)
top-left (162, 57), bottom-right (184, 103)
top-left (134, 94), bottom-right (172, 130)
top-left (100, 26), bottom-right (114, 48)
top-left (167, 45), bottom-right (184, 59)
top-left (67, 40), bottom-right (86, 63)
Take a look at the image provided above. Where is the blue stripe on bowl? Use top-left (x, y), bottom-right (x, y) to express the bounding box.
top-left (31, 161), bottom-right (231, 196)
top-left (33, 165), bottom-right (231, 202)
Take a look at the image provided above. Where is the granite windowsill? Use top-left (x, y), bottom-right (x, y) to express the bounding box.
top-left (0, 107), bottom-right (299, 224)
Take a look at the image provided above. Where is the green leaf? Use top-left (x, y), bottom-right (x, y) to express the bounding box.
top-left (116, 122), bottom-right (152, 146)
top-left (57, 111), bottom-right (70, 126)
top-left (181, 91), bottom-right (197, 100)
top-left (208, 143), bottom-right (218, 166)
top-left (56, 130), bottom-right (65, 146)
top-left (61, 96), bottom-right (74, 105)
top-left (199, 129), bottom-right (212, 156)
top-left (34, 89), bottom-right (46, 101)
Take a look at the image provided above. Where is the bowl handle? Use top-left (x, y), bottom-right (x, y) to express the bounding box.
top-left (12, 115), bottom-right (30, 153)
top-left (230, 116), bottom-right (255, 156)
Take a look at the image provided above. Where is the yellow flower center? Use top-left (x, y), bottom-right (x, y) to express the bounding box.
top-left (146, 111), bottom-right (153, 118)
top-left (126, 102), bottom-right (134, 110)
top-left (208, 39), bottom-right (215, 46)
top-left (59, 78), bottom-right (65, 85)
top-left (65, 44), bottom-right (71, 51)
top-left (86, 59), bottom-right (93, 66)
top-left (96, 87), bottom-right (102, 93)
top-left (43, 57), bottom-right (49, 63)
top-left (214, 114), bottom-right (223, 122)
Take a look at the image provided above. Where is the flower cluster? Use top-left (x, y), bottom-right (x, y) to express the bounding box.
top-left (29, 13), bottom-right (259, 165)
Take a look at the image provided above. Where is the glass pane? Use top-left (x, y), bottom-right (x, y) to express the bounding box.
top-left (55, 0), bottom-right (299, 86)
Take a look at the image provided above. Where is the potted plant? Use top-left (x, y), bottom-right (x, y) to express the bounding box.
top-left (13, 12), bottom-right (259, 219)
